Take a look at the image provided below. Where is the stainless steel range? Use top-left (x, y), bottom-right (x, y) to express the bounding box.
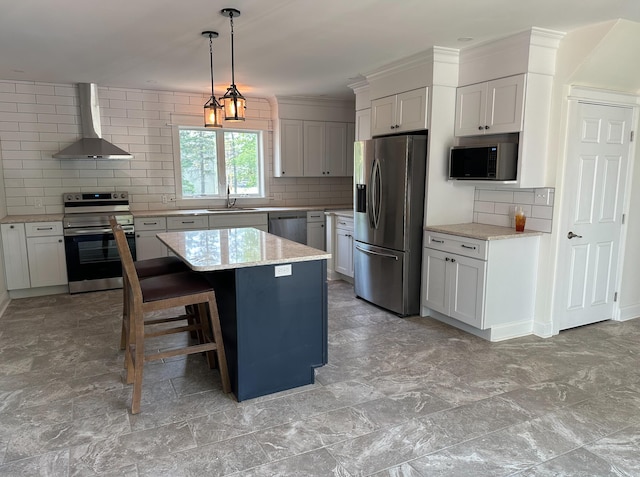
top-left (63, 191), bottom-right (135, 294)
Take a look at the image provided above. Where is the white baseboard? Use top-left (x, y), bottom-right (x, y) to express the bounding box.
top-left (619, 304), bottom-right (640, 322)
top-left (532, 320), bottom-right (555, 338)
top-left (0, 290), bottom-right (10, 318)
top-left (421, 307), bottom-right (534, 342)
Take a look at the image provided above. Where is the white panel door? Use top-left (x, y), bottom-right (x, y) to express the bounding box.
top-left (557, 102), bottom-right (632, 331)
top-left (325, 122), bottom-right (347, 176)
top-left (370, 96), bottom-right (396, 136)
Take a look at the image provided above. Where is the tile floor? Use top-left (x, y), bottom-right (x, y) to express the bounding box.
top-left (1, 280), bottom-right (640, 476)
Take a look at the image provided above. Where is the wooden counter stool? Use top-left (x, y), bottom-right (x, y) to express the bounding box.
top-left (112, 222), bottom-right (231, 414)
top-left (108, 217), bottom-right (190, 349)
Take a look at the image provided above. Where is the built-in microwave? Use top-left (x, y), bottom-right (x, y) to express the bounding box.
top-left (449, 143), bottom-right (518, 180)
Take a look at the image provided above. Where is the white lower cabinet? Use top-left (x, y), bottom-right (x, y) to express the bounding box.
top-left (1, 223), bottom-right (30, 290)
top-left (134, 217), bottom-right (168, 260)
top-left (421, 230), bottom-right (540, 341)
top-left (306, 211), bottom-right (325, 250)
top-left (422, 248), bottom-right (486, 328)
top-left (1, 221), bottom-right (67, 291)
top-left (334, 216), bottom-right (354, 278)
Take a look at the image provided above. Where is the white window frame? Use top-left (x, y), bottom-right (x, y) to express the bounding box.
top-left (173, 125), bottom-right (266, 203)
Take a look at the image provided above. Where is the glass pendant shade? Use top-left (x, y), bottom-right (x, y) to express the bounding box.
top-left (204, 97), bottom-right (223, 128)
top-left (221, 86), bottom-right (246, 121)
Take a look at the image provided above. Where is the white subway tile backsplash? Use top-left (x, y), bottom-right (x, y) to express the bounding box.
top-left (476, 212), bottom-right (511, 227)
top-left (474, 186), bottom-right (555, 233)
top-left (513, 190), bottom-right (535, 204)
top-left (0, 121), bottom-right (20, 132)
top-left (477, 189), bottom-right (514, 203)
top-left (532, 205), bottom-right (553, 219)
top-left (0, 79), bottom-right (353, 213)
top-left (18, 103), bottom-right (56, 114)
top-left (0, 92), bottom-right (36, 103)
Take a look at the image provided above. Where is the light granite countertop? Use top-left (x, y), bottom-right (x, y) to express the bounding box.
top-left (0, 214), bottom-right (65, 224)
top-left (157, 227), bottom-right (331, 272)
top-left (134, 205), bottom-right (352, 218)
top-left (325, 209), bottom-right (353, 218)
top-left (0, 205), bottom-right (353, 223)
top-left (425, 223), bottom-right (544, 241)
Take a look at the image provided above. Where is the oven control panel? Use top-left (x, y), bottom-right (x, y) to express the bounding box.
top-left (64, 191), bottom-right (128, 203)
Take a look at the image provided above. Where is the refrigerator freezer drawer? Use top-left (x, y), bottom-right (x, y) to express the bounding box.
top-left (354, 241), bottom-right (410, 316)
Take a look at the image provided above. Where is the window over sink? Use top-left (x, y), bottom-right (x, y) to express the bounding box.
top-left (175, 127), bottom-right (265, 199)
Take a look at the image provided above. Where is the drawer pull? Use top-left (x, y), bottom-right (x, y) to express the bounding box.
top-left (36, 227), bottom-right (54, 231)
top-left (432, 238), bottom-right (444, 244)
top-left (143, 222), bottom-right (157, 226)
top-left (461, 244), bottom-right (477, 250)
top-left (181, 221), bottom-right (195, 224)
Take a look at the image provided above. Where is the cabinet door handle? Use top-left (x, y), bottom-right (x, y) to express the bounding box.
top-left (451, 258), bottom-right (456, 263)
top-left (58, 239), bottom-right (62, 243)
top-left (445, 257), bottom-right (457, 263)
top-left (390, 125), bottom-right (396, 129)
top-left (484, 125), bottom-right (490, 130)
top-left (461, 244), bottom-right (476, 250)
top-left (478, 126), bottom-right (484, 130)
top-left (432, 238), bottom-right (444, 244)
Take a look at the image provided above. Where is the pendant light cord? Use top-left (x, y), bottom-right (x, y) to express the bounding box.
top-left (229, 11), bottom-right (236, 88)
top-left (208, 34), bottom-right (215, 98)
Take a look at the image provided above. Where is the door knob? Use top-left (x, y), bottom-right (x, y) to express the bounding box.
top-left (567, 231), bottom-right (583, 239)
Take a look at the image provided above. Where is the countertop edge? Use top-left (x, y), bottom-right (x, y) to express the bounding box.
top-left (425, 223), bottom-right (544, 241)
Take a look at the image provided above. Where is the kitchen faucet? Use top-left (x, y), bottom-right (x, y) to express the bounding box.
top-left (226, 185), bottom-right (236, 208)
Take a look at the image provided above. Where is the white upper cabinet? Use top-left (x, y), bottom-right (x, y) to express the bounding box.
top-left (273, 96), bottom-right (355, 178)
top-left (354, 109), bottom-right (371, 141)
top-left (279, 119), bottom-right (353, 178)
top-left (277, 119), bottom-right (305, 177)
top-left (455, 74), bottom-right (525, 136)
top-left (371, 87), bottom-right (429, 137)
top-left (323, 122), bottom-right (347, 177)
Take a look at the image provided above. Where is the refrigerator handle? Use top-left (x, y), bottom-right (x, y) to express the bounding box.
top-left (355, 244), bottom-right (399, 261)
top-left (368, 161), bottom-right (377, 228)
top-left (371, 158), bottom-right (382, 229)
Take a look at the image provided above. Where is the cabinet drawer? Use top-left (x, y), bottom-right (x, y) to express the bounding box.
top-left (166, 216), bottom-right (209, 230)
top-left (25, 222), bottom-right (63, 237)
top-left (425, 231), bottom-right (487, 260)
top-left (134, 217), bottom-right (167, 231)
top-left (335, 216), bottom-right (353, 231)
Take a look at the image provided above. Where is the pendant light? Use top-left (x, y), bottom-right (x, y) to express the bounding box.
top-left (202, 31), bottom-right (223, 128)
top-left (220, 8), bottom-right (246, 121)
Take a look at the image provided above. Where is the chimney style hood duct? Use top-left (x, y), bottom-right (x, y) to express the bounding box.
top-left (53, 83), bottom-right (133, 159)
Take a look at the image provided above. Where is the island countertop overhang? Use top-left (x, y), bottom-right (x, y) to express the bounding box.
top-left (156, 227), bottom-right (331, 272)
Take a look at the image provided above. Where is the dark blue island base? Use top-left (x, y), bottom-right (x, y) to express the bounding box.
top-left (205, 259), bottom-right (328, 401)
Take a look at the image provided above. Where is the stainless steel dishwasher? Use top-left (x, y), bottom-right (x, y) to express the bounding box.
top-left (268, 211), bottom-right (307, 244)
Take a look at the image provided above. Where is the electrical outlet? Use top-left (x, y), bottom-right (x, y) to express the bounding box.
top-left (34, 198), bottom-right (43, 209)
top-left (534, 188), bottom-right (551, 206)
top-left (161, 195), bottom-right (168, 204)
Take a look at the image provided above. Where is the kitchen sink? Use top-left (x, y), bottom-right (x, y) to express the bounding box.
top-left (206, 207), bottom-right (258, 212)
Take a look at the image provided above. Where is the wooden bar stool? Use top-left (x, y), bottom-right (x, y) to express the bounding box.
top-left (112, 222), bottom-right (231, 414)
top-left (108, 216), bottom-right (190, 349)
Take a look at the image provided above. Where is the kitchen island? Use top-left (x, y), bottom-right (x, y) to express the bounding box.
top-left (157, 227), bottom-right (330, 401)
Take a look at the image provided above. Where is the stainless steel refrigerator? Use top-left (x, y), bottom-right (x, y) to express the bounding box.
top-left (353, 134), bottom-right (427, 316)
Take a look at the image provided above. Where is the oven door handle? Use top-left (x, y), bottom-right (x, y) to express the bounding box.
top-left (64, 226), bottom-right (134, 236)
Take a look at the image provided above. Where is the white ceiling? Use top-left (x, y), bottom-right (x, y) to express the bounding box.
top-left (1, 0), bottom-right (639, 100)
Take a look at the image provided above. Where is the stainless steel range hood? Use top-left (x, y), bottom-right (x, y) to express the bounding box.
top-left (53, 83), bottom-right (133, 159)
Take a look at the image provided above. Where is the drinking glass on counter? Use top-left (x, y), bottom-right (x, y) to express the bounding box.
top-left (515, 206), bottom-right (526, 232)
